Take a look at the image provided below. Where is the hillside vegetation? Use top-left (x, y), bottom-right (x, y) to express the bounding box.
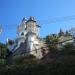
top-left (0, 34), bottom-right (75, 75)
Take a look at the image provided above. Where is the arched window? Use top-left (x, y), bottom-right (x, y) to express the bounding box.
top-left (21, 32), bottom-right (24, 35)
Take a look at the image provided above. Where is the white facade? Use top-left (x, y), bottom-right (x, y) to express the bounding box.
top-left (26, 17), bottom-right (40, 57)
top-left (17, 18), bottom-right (27, 38)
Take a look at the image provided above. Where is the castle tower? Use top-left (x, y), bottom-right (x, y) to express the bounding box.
top-left (26, 16), bottom-right (40, 36)
top-left (58, 28), bottom-right (64, 37)
top-left (17, 17), bottom-right (27, 38)
top-left (26, 16), bottom-right (41, 56)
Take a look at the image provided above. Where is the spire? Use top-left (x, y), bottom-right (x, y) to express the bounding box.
top-left (65, 30), bottom-right (70, 36)
top-left (29, 16), bottom-right (34, 21)
top-left (58, 28), bottom-right (64, 37)
top-left (60, 28), bottom-right (63, 33)
top-left (22, 17), bottom-right (26, 22)
top-left (27, 16), bottom-right (36, 23)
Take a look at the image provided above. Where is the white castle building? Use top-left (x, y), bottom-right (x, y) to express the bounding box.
top-left (7, 17), bottom-right (43, 59)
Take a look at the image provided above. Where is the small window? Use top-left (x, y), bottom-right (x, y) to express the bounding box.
top-left (36, 44), bottom-right (39, 46)
top-left (21, 32), bottom-right (24, 35)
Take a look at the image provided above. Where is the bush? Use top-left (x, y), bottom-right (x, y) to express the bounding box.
top-left (0, 56), bottom-right (75, 75)
top-left (13, 54), bottom-right (39, 65)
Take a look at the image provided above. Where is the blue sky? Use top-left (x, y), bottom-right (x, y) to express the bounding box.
top-left (0, 0), bottom-right (75, 43)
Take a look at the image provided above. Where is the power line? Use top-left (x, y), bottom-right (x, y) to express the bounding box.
top-left (1, 15), bottom-right (75, 27)
top-left (37, 15), bottom-right (75, 25)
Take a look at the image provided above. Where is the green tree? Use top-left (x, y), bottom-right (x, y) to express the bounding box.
top-left (61, 43), bottom-right (75, 55)
top-left (45, 34), bottom-right (59, 52)
top-left (0, 42), bottom-right (8, 59)
top-left (13, 54), bottom-right (39, 65)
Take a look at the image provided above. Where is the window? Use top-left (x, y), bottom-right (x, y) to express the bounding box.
top-left (21, 32), bottom-right (24, 35)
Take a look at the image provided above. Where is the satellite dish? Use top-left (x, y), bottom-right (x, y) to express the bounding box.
top-left (0, 25), bottom-right (2, 35)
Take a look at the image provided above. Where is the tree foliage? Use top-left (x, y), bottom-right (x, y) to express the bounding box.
top-left (45, 34), bottom-right (59, 52)
top-left (0, 42), bottom-right (8, 59)
top-left (13, 54), bottom-right (39, 65)
top-left (60, 43), bottom-right (75, 55)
